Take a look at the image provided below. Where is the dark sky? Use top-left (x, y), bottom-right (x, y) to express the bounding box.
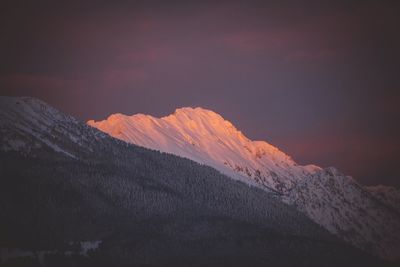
top-left (1, 1), bottom-right (399, 187)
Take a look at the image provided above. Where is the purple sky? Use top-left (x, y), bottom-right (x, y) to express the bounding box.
top-left (1, 1), bottom-right (399, 187)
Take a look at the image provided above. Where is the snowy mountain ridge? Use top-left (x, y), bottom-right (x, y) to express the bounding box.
top-left (0, 96), bottom-right (107, 159)
top-left (88, 107), bottom-right (320, 192)
top-left (284, 167), bottom-right (400, 260)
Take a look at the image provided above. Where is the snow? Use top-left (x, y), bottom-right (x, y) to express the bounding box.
top-left (365, 185), bottom-right (400, 212)
top-left (2, 139), bottom-right (26, 151)
top-left (79, 241), bottom-right (102, 256)
top-left (0, 240), bottom-right (102, 264)
top-left (0, 96), bottom-right (79, 158)
top-left (88, 107), bottom-right (320, 192)
top-left (284, 168), bottom-right (400, 260)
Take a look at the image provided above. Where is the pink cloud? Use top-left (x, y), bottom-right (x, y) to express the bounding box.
top-left (114, 47), bottom-right (169, 65)
top-left (0, 74), bottom-right (86, 94)
top-left (220, 29), bottom-right (338, 64)
top-left (276, 129), bottom-right (399, 182)
top-left (101, 68), bottom-right (147, 89)
top-left (221, 31), bottom-right (283, 52)
top-left (284, 49), bottom-right (337, 63)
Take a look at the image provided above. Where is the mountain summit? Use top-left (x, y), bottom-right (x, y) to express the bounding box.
top-left (88, 107), bottom-right (320, 192)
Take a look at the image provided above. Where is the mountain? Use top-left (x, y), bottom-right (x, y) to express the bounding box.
top-left (0, 96), bottom-right (108, 159)
top-left (284, 168), bottom-right (400, 260)
top-left (0, 96), bottom-right (382, 266)
top-left (88, 107), bottom-right (321, 193)
top-left (365, 185), bottom-right (400, 212)
top-left (89, 107), bottom-right (400, 260)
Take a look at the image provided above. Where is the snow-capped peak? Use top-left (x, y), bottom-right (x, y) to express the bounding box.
top-left (88, 107), bottom-right (320, 192)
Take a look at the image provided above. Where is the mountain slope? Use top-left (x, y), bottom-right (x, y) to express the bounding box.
top-left (0, 96), bottom-right (108, 159)
top-left (0, 96), bottom-right (381, 266)
top-left (365, 185), bottom-right (400, 213)
top-left (284, 168), bottom-right (400, 260)
top-left (88, 107), bottom-right (320, 192)
top-left (89, 107), bottom-right (400, 260)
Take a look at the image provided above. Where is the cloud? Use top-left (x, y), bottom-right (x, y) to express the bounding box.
top-left (221, 31), bottom-right (282, 53)
top-left (101, 68), bottom-right (148, 89)
top-left (0, 74), bottom-right (86, 94)
top-left (275, 128), bottom-right (399, 186)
